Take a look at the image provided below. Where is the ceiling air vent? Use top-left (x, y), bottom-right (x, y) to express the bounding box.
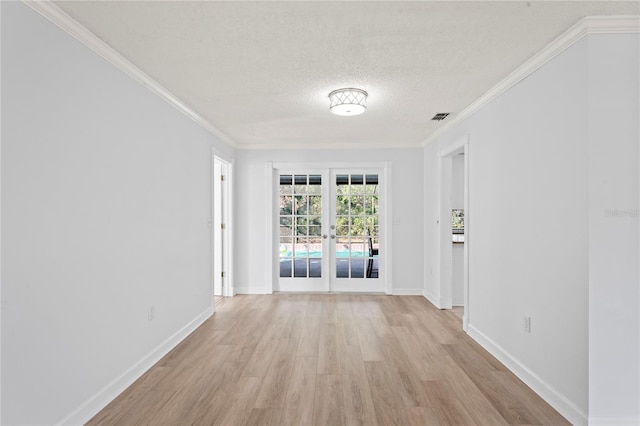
top-left (431, 112), bottom-right (450, 121)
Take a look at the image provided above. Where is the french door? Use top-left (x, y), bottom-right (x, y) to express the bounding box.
top-left (277, 168), bottom-right (384, 292)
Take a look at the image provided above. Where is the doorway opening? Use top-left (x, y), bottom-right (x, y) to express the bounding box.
top-left (451, 154), bottom-right (465, 310)
top-left (439, 136), bottom-right (469, 331)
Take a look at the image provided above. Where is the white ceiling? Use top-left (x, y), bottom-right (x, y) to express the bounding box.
top-left (54, 1), bottom-right (639, 150)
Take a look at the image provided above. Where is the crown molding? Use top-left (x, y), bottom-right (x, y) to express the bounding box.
top-left (582, 15), bottom-right (640, 34)
top-left (22, 0), bottom-right (238, 149)
top-left (238, 141), bottom-right (423, 151)
top-left (422, 15), bottom-right (640, 147)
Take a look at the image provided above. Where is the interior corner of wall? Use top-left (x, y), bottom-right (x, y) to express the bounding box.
top-left (423, 290), bottom-right (441, 309)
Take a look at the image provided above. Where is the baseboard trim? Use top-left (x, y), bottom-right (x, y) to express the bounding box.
top-left (589, 416), bottom-right (640, 425)
top-left (237, 287), bottom-right (422, 296)
top-left (423, 289), bottom-right (442, 309)
top-left (235, 286), bottom-right (268, 294)
top-left (57, 306), bottom-right (214, 425)
top-left (392, 288), bottom-right (424, 296)
top-left (467, 324), bottom-right (587, 425)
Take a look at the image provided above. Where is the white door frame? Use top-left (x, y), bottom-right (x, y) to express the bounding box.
top-left (266, 162), bottom-right (392, 295)
top-left (438, 135), bottom-right (470, 331)
top-left (211, 152), bottom-right (234, 300)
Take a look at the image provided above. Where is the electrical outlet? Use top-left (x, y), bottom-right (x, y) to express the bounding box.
top-left (524, 316), bottom-right (531, 333)
top-left (148, 306), bottom-right (155, 321)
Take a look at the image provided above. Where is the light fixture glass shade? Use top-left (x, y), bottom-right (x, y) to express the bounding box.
top-left (328, 88), bottom-right (368, 116)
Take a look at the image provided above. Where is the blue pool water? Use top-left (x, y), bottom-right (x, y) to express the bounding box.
top-left (280, 250), bottom-right (366, 259)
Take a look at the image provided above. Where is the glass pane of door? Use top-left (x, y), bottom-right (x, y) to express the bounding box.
top-left (333, 173), bottom-right (380, 283)
top-left (278, 172), bottom-right (328, 292)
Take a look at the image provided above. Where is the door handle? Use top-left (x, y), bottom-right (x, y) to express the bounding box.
top-left (331, 235), bottom-right (336, 239)
top-left (322, 234), bottom-right (328, 239)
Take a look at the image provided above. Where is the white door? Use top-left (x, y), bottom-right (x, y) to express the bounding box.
top-left (330, 170), bottom-right (383, 292)
top-left (212, 156), bottom-right (231, 298)
top-left (277, 168), bottom-right (383, 292)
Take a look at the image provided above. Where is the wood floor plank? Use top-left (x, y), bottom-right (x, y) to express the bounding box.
top-left (340, 344), bottom-right (378, 426)
top-left (419, 352), bottom-right (450, 381)
top-left (492, 370), bottom-right (571, 425)
top-left (180, 358), bottom-right (244, 425)
top-left (245, 408), bottom-right (283, 426)
top-left (280, 311), bottom-right (305, 340)
top-left (254, 338), bottom-right (298, 408)
top-left (313, 374), bottom-right (345, 426)
top-left (86, 389), bottom-right (173, 425)
top-left (321, 294), bottom-right (339, 324)
top-left (376, 326), bottom-right (430, 408)
top-left (282, 357), bottom-right (318, 426)
top-left (364, 361), bottom-right (411, 425)
top-left (420, 380), bottom-right (478, 425)
top-left (317, 323), bottom-right (340, 375)
top-left (442, 341), bottom-right (500, 374)
top-left (297, 313), bottom-right (322, 358)
top-left (217, 309), bottom-right (264, 345)
top-left (143, 390), bottom-right (199, 426)
top-left (443, 342), bottom-right (547, 424)
top-left (226, 342), bottom-right (258, 371)
top-left (339, 340), bottom-right (368, 378)
top-left (438, 354), bottom-right (509, 425)
top-left (87, 294), bottom-right (569, 426)
top-left (464, 336), bottom-right (510, 372)
top-left (391, 325), bottom-right (440, 380)
top-left (241, 320), bottom-right (283, 378)
top-left (350, 294), bottom-right (384, 319)
top-left (407, 406), bottom-right (446, 426)
top-left (153, 343), bottom-right (232, 392)
top-left (217, 376), bottom-right (263, 426)
top-left (356, 318), bottom-right (386, 362)
top-left (337, 299), bottom-right (360, 347)
top-left (342, 372), bottom-right (378, 426)
top-left (403, 311), bottom-right (450, 356)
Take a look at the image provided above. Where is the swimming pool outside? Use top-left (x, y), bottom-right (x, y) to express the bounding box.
top-left (280, 249), bottom-right (366, 259)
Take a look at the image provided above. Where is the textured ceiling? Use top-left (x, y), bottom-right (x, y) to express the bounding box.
top-left (54, 1), bottom-right (639, 149)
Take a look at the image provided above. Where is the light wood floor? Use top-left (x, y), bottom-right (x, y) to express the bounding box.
top-left (88, 294), bottom-right (570, 425)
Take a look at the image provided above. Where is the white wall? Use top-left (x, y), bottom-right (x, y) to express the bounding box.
top-left (1, 3), bottom-right (233, 424)
top-left (423, 142), bottom-right (440, 302)
top-left (423, 32), bottom-right (639, 425)
top-left (587, 34), bottom-right (639, 425)
top-left (425, 38), bottom-right (590, 423)
top-left (234, 148), bottom-right (424, 295)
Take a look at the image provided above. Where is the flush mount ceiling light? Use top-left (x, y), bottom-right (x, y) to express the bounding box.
top-left (328, 88), bottom-right (368, 116)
